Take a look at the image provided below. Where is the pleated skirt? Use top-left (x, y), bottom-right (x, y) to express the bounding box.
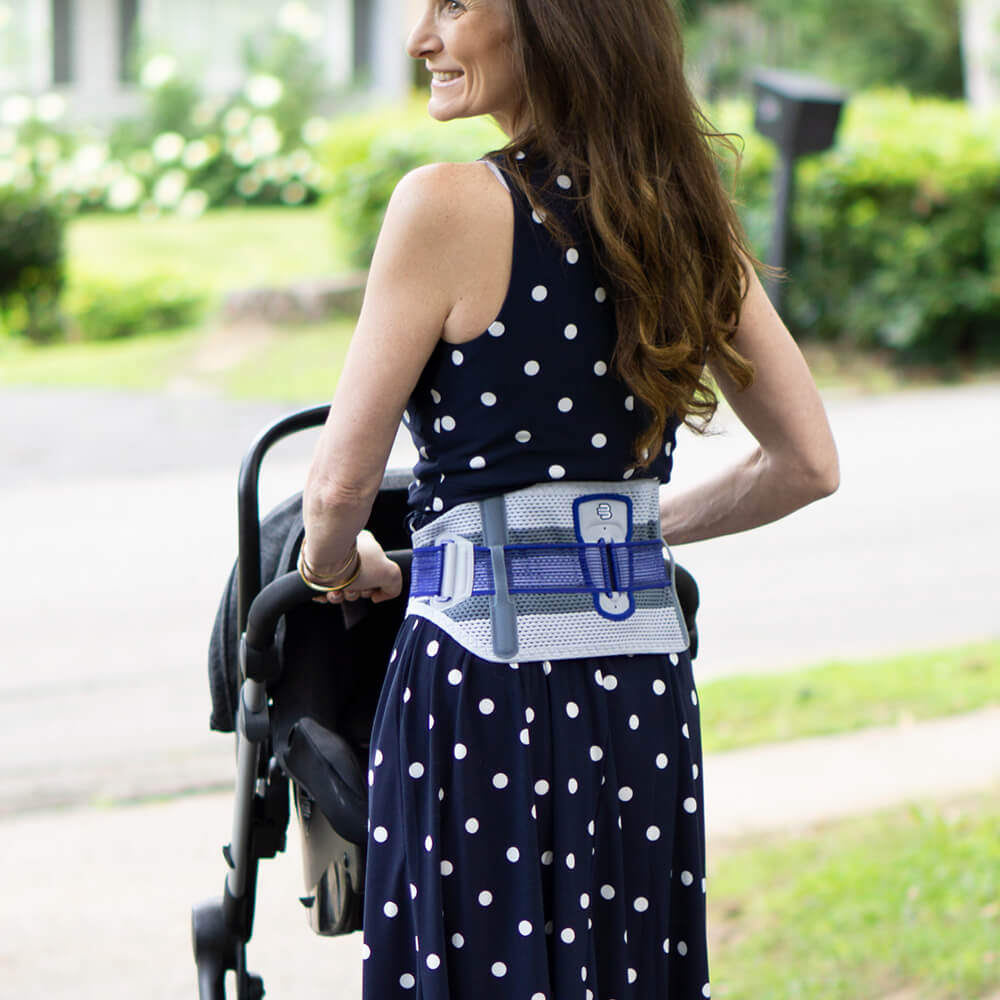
top-left (361, 615), bottom-right (711, 1000)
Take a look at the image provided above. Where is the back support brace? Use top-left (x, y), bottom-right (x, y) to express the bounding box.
top-left (407, 479), bottom-right (690, 663)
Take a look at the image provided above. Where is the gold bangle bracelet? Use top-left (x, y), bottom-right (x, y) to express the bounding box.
top-left (300, 539), bottom-right (357, 582)
top-left (297, 546), bottom-right (361, 593)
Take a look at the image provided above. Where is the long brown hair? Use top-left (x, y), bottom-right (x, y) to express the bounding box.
top-left (498, 0), bottom-right (755, 463)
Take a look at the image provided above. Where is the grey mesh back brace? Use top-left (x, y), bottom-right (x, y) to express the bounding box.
top-left (407, 479), bottom-right (690, 663)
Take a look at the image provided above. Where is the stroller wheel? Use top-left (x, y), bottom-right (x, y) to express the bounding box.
top-left (295, 785), bottom-right (365, 936)
top-left (310, 858), bottom-right (363, 935)
top-left (236, 946), bottom-right (265, 1000)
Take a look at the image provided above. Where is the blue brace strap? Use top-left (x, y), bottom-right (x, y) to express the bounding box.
top-left (410, 538), bottom-right (670, 601)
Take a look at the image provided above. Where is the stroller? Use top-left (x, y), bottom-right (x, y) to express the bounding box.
top-left (191, 404), bottom-right (701, 999)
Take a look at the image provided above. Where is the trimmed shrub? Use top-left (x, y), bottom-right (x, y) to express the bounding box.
top-left (0, 186), bottom-right (65, 341)
top-left (65, 277), bottom-right (205, 341)
top-left (700, 94), bottom-right (1000, 364)
top-left (323, 102), bottom-right (505, 267)
top-left (781, 93), bottom-right (1000, 363)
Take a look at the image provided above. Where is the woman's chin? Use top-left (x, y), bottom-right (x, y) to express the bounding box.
top-left (427, 100), bottom-right (464, 123)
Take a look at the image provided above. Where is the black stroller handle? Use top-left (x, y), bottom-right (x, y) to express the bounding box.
top-left (244, 550), bottom-right (413, 656)
top-left (237, 404), bottom-right (331, 635)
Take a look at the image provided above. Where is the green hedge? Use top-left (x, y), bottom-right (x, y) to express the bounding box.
top-left (324, 101), bottom-right (505, 267)
top-left (0, 186), bottom-right (65, 341)
top-left (65, 277), bottom-right (205, 341)
top-left (783, 93), bottom-right (1000, 363)
top-left (323, 92), bottom-right (1000, 365)
top-left (1, 186), bottom-right (205, 343)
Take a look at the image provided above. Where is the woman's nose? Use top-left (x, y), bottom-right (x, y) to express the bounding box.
top-left (406, 9), bottom-right (442, 60)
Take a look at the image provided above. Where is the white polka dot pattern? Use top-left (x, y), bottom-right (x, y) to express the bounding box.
top-left (364, 159), bottom-right (703, 997)
top-left (402, 156), bottom-right (676, 520)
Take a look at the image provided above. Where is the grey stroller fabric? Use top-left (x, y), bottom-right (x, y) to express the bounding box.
top-left (207, 493), bottom-right (304, 732)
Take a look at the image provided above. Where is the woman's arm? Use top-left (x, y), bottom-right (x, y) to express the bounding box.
top-left (659, 264), bottom-right (840, 546)
top-left (301, 163), bottom-right (478, 601)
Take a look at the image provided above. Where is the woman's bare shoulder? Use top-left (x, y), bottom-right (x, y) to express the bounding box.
top-left (376, 161), bottom-right (513, 342)
top-left (396, 158), bottom-right (508, 196)
top-left (387, 160), bottom-right (511, 237)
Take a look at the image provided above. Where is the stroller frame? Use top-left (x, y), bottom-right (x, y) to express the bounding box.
top-left (191, 405), bottom-right (699, 999)
top-left (192, 404), bottom-right (412, 999)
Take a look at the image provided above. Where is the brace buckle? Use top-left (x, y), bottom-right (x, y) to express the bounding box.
top-left (429, 534), bottom-right (476, 608)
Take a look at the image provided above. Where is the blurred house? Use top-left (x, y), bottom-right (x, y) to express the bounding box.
top-left (962, 0), bottom-right (1000, 108)
top-left (0, 0), bottom-right (415, 124)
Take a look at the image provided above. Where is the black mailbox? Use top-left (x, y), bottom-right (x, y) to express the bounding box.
top-left (752, 68), bottom-right (847, 313)
top-left (753, 68), bottom-right (846, 158)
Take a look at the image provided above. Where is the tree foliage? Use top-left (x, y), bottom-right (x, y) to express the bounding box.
top-left (684, 0), bottom-right (963, 98)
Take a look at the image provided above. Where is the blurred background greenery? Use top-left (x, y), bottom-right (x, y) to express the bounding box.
top-left (1, 3), bottom-right (997, 997)
top-left (681, 0), bottom-right (966, 99)
top-left (2, 0), bottom-right (999, 378)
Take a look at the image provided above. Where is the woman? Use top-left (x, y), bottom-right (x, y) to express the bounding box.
top-left (299, 0), bottom-right (839, 996)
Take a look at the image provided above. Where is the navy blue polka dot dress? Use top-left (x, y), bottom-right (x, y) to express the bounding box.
top-left (362, 156), bottom-right (711, 1000)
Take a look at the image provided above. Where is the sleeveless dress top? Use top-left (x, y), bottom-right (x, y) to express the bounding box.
top-left (362, 157), bottom-right (711, 1000)
top-left (405, 157), bottom-right (679, 528)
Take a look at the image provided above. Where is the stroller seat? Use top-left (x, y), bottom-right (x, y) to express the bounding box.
top-left (267, 555), bottom-right (412, 937)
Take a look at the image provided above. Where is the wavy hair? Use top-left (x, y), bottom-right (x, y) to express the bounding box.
top-left (497, 0), bottom-right (756, 463)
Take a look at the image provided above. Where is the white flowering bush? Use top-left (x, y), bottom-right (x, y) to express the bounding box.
top-left (0, 24), bottom-right (332, 219)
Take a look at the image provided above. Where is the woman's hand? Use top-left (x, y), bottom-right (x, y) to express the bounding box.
top-left (312, 530), bottom-right (403, 606)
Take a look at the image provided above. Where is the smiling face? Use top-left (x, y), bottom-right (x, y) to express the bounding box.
top-left (407, 0), bottom-right (525, 137)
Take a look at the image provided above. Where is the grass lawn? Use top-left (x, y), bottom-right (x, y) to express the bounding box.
top-left (708, 792), bottom-right (1000, 999)
top-left (0, 324), bottom-right (203, 390)
top-left (214, 317), bottom-right (356, 400)
top-left (0, 316), bottom-right (356, 397)
top-left (65, 204), bottom-right (351, 300)
top-left (699, 640), bottom-right (1000, 754)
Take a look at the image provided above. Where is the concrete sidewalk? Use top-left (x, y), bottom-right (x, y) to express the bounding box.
top-left (2, 707), bottom-right (997, 999)
top-left (704, 705), bottom-right (1000, 840)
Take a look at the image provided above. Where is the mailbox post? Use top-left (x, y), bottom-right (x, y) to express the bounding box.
top-left (752, 68), bottom-right (847, 314)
